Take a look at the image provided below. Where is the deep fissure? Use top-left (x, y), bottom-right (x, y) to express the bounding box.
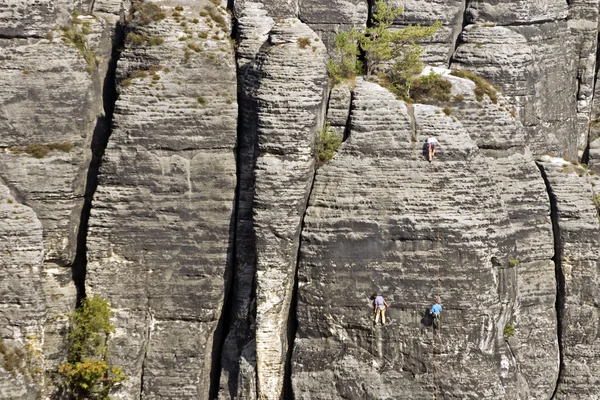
top-left (536, 162), bottom-right (566, 399)
top-left (71, 21), bottom-right (125, 305)
top-left (208, 3), bottom-right (246, 397)
top-left (448, 0), bottom-right (468, 67)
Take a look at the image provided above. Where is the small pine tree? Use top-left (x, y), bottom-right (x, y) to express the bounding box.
top-left (327, 29), bottom-right (363, 83)
top-left (327, 0), bottom-right (441, 100)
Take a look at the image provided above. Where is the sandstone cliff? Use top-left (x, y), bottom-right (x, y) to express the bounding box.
top-left (2, 0), bottom-right (600, 399)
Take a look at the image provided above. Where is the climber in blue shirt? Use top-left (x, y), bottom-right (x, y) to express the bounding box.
top-left (431, 299), bottom-right (442, 328)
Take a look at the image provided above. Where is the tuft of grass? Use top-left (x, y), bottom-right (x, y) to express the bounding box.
top-left (442, 106), bottom-right (451, 116)
top-left (204, 4), bottom-right (226, 30)
top-left (452, 94), bottom-right (465, 102)
top-left (61, 23), bottom-right (97, 72)
top-left (197, 96), bottom-right (207, 105)
top-left (409, 72), bottom-right (452, 103)
top-left (187, 42), bottom-right (202, 52)
top-left (192, 18), bottom-right (199, 23)
top-left (316, 123), bottom-right (342, 166)
top-left (131, 0), bottom-right (166, 25)
top-left (509, 259), bottom-right (520, 266)
top-left (126, 32), bottom-right (146, 45)
top-left (146, 35), bottom-right (164, 46)
top-left (9, 142), bottom-right (74, 158)
top-left (297, 37), bottom-right (311, 49)
top-left (199, 31), bottom-right (208, 39)
top-left (174, 5), bottom-right (184, 11)
top-left (450, 69), bottom-right (498, 104)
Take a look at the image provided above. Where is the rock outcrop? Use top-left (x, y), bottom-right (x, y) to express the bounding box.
top-left (4, 0), bottom-right (600, 399)
top-left (0, 184), bottom-right (45, 399)
top-left (537, 157), bottom-right (600, 400)
top-left (86, 1), bottom-right (238, 398)
top-left (292, 78), bottom-right (558, 399)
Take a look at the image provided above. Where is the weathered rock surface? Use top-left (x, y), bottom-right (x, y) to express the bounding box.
top-left (0, 6), bottom-right (118, 386)
top-left (451, 22), bottom-right (578, 158)
top-left (0, 184), bottom-right (45, 400)
top-left (249, 18), bottom-right (328, 400)
top-left (292, 78), bottom-right (558, 399)
top-left (537, 156), bottom-right (600, 400)
top-left (391, 0), bottom-right (466, 65)
top-left (86, 1), bottom-right (237, 398)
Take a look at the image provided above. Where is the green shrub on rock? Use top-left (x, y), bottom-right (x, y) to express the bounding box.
top-left (408, 71), bottom-right (452, 103)
top-left (58, 296), bottom-right (127, 400)
top-left (316, 123), bottom-right (342, 166)
top-left (327, 0), bottom-right (442, 99)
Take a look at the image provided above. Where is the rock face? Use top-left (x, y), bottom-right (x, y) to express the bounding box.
top-left (0, 2), bottom-right (120, 395)
top-left (86, 1), bottom-right (238, 398)
top-left (4, 0), bottom-right (600, 399)
top-left (0, 184), bottom-right (45, 400)
top-left (537, 157), bottom-right (600, 400)
top-left (292, 78), bottom-right (557, 399)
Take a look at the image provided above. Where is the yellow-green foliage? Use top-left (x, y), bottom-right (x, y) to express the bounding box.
top-left (9, 142), bottom-right (74, 158)
top-left (408, 71), bottom-right (452, 103)
top-left (146, 35), bottom-right (164, 46)
top-left (509, 259), bottom-right (520, 266)
top-left (58, 296), bottom-right (127, 400)
top-left (450, 69), bottom-right (498, 104)
top-left (327, 29), bottom-right (363, 84)
top-left (503, 323), bottom-right (516, 338)
top-left (131, 0), bottom-right (166, 25)
top-left (316, 123), bottom-right (342, 166)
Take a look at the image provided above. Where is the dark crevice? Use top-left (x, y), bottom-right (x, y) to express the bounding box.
top-left (139, 316), bottom-right (151, 398)
top-left (209, 212), bottom-right (237, 399)
top-left (342, 90), bottom-right (354, 142)
top-left (582, 31), bottom-right (600, 165)
top-left (448, 0), bottom-right (468, 67)
top-left (71, 21), bottom-right (125, 305)
top-left (536, 162), bottom-right (565, 399)
top-left (208, 3), bottom-right (241, 398)
top-left (283, 165), bottom-right (317, 400)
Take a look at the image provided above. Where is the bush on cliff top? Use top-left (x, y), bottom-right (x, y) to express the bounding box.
top-left (58, 296), bottom-right (127, 400)
top-left (327, 0), bottom-right (441, 99)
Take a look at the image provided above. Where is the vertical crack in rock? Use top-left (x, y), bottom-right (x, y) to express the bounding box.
top-left (208, 5), bottom-right (241, 397)
top-left (536, 162), bottom-right (565, 398)
top-left (448, 0), bottom-right (468, 66)
top-left (582, 31), bottom-right (600, 165)
top-left (71, 22), bottom-right (125, 303)
top-left (283, 164), bottom-right (320, 400)
top-left (210, 221), bottom-right (238, 398)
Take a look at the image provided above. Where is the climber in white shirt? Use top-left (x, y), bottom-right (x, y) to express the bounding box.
top-left (426, 136), bottom-right (439, 162)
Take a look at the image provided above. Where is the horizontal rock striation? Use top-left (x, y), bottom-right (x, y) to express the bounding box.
top-left (292, 78), bottom-right (557, 399)
top-left (537, 156), bottom-right (600, 399)
top-left (451, 21), bottom-right (578, 158)
top-left (86, 1), bottom-right (237, 398)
